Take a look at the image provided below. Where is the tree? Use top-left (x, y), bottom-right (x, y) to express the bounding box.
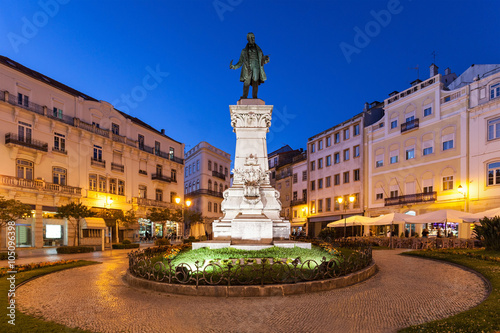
top-left (0, 196), bottom-right (31, 247)
top-left (56, 202), bottom-right (95, 246)
top-left (473, 216), bottom-right (500, 251)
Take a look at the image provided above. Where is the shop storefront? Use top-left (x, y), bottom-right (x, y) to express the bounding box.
top-left (16, 221), bottom-right (33, 247)
top-left (425, 223), bottom-right (459, 237)
top-left (42, 210), bottom-right (67, 247)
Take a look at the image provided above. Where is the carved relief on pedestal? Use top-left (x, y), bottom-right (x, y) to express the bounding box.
top-left (230, 111), bottom-right (271, 131)
top-left (232, 154), bottom-right (269, 205)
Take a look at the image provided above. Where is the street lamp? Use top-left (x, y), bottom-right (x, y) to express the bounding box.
top-left (457, 185), bottom-right (467, 212)
top-left (175, 197), bottom-right (192, 237)
top-left (337, 195), bottom-right (356, 238)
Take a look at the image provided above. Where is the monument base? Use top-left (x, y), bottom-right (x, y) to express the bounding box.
top-left (191, 240), bottom-right (311, 251)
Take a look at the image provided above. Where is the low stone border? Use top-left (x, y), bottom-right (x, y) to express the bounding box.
top-left (124, 260), bottom-right (377, 297)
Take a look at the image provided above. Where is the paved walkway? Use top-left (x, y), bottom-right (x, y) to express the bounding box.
top-left (17, 249), bottom-right (488, 333)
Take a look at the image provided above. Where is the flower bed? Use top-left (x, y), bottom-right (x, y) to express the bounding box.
top-left (0, 259), bottom-right (79, 277)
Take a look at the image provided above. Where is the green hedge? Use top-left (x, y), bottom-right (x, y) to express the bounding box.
top-left (122, 239), bottom-right (132, 245)
top-left (0, 252), bottom-right (17, 260)
top-left (112, 243), bottom-right (140, 249)
top-left (56, 246), bottom-right (95, 254)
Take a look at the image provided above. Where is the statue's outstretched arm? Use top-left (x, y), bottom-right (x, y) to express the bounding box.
top-left (230, 51), bottom-right (244, 70)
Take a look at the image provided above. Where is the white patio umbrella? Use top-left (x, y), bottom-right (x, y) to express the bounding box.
top-left (326, 215), bottom-right (373, 227)
top-left (403, 209), bottom-right (475, 236)
top-left (461, 207), bottom-right (500, 223)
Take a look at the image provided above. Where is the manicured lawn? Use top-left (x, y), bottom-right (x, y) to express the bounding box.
top-left (1, 260), bottom-right (100, 333)
top-left (400, 249), bottom-right (500, 333)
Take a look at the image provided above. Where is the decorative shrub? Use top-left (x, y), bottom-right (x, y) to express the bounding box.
top-left (199, 235), bottom-right (207, 241)
top-left (122, 239), bottom-right (132, 244)
top-left (318, 228), bottom-right (338, 241)
top-left (474, 216), bottom-right (500, 251)
top-left (56, 246), bottom-right (94, 254)
top-left (112, 243), bottom-right (140, 249)
top-left (155, 238), bottom-right (170, 246)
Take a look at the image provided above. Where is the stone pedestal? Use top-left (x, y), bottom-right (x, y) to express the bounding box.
top-left (210, 99), bottom-right (294, 247)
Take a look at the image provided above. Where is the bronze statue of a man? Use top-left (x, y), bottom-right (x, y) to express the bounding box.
top-left (230, 32), bottom-right (270, 99)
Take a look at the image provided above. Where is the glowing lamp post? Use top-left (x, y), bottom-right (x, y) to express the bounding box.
top-left (175, 197), bottom-right (192, 237)
top-left (457, 185), bottom-right (467, 212)
top-left (337, 195), bottom-right (356, 238)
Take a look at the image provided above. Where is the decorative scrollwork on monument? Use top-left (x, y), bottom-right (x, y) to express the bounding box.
top-left (230, 111), bottom-right (272, 130)
top-left (233, 154), bottom-right (268, 204)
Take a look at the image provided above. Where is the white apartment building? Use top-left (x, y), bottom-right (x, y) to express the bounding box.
top-left (0, 55), bottom-right (185, 249)
top-left (184, 141), bottom-right (231, 238)
top-left (290, 152), bottom-right (308, 235)
top-left (307, 114), bottom-right (364, 237)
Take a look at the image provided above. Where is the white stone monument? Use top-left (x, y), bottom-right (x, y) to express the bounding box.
top-left (193, 99), bottom-right (310, 250)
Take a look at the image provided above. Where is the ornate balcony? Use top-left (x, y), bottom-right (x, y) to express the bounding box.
top-left (212, 170), bottom-right (226, 181)
top-left (290, 198), bottom-right (307, 207)
top-left (111, 162), bottom-right (124, 172)
top-left (90, 158), bottom-right (106, 168)
top-left (5, 133), bottom-right (48, 152)
top-left (384, 191), bottom-right (437, 206)
top-left (132, 197), bottom-right (175, 209)
top-left (0, 174), bottom-right (81, 195)
top-left (52, 146), bottom-right (67, 154)
top-left (186, 189), bottom-right (223, 198)
top-left (401, 118), bottom-right (419, 133)
top-left (151, 173), bottom-right (173, 183)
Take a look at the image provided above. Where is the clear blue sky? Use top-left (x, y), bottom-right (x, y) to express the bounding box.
top-left (1, 0), bottom-right (499, 158)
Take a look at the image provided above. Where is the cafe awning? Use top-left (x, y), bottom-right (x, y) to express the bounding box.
top-left (80, 217), bottom-right (107, 229)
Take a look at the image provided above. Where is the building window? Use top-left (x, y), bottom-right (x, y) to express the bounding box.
top-left (406, 148), bottom-right (415, 160)
top-left (424, 107), bottom-right (432, 117)
top-left (93, 145), bottom-right (103, 161)
top-left (310, 200), bottom-right (316, 214)
top-left (354, 169), bottom-right (360, 181)
top-left (318, 158), bottom-right (323, 169)
top-left (310, 143), bottom-right (315, 153)
top-left (318, 178), bottom-right (323, 189)
top-left (214, 181), bottom-right (218, 192)
top-left (423, 147), bottom-right (433, 156)
top-left (89, 174), bottom-right (97, 191)
top-left (318, 140), bottom-right (323, 150)
top-left (443, 140), bottom-right (454, 151)
top-left (376, 159), bottom-right (383, 168)
top-left (302, 171), bottom-right (307, 181)
top-left (343, 171), bottom-right (349, 183)
top-left (170, 192), bottom-right (176, 203)
top-left (154, 141), bottom-right (160, 156)
top-left (353, 145), bottom-right (360, 157)
top-left (109, 178), bottom-right (117, 194)
top-left (196, 160), bottom-right (200, 171)
top-left (343, 149), bottom-right (350, 161)
top-left (334, 153), bottom-right (340, 164)
top-left (354, 124), bottom-right (360, 136)
top-left (391, 120), bottom-right (398, 129)
top-left (334, 132), bottom-right (340, 144)
top-left (344, 129), bottom-right (350, 140)
top-left (17, 159), bottom-right (34, 180)
top-left (214, 203), bottom-right (218, 213)
top-left (169, 147), bottom-right (174, 160)
top-left (334, 174), bottom-right (340, 185)
top-left (293, 173), bottom-right (298, 183)
top-left (487, 162), bottom-right (500, 186)
top-left (171, 169), bottom-right (177, 182)
top-left (156, 164), bottom-right (163, 176)
top-left (326, 198), bottom-right (331, 211)
top-left (220, 183), bottom-right (223, 193)
top-left (139, 185), bottom-right (147, 198)
top-left (112, 123), bottom-right (120, 135)
top-left (293, 210), bottom-right (298, 218)
top-left (52, 167), bottom-right (66, 185)
top-left (214, 163), bottom-right (218, 173)
top-left (390, 156), bottom-right (398, 164)
top-left (326, 155), bottom-right (331, 166)
top-left (156, 189), bottom-right (163, 201)
top-left (208, 160), bottom-right (212, 171)
top-left (138, 134), bottom-right (144, 149)
top-left (326, 136), bottom-right (331, 147)
top-left (18, 121), bottom-right (32, 143)
top-left (326, 176), bottom-right (331, 187)
top-left (285, 180), bottom-right (290, 187)
top-left (423, 185), bottom-right (433, 193)
top-left (208, 202), bottom-right (212, 212)
top-left (53, 107), bottom-right (63, 119)
top-left (376, 193), bottom-right (383, 200)
top-left (225, 167), bottom-right (228, 176)
top-left (491, 83), bottom-right (500, 100)
top-left (334, 197), bottom-right (340, 211)
top-left (443, 176), bottom-right (454, 191)
top-left (54, 133), bottom-right (66, 152)
top-left (293, 191), bottom-right (298, 201)
top-left (311, 180), bottom-right (315, 191)
top-left (208, 180), bottom-right (212, 191)
top-left (98, 176), bottom-right (106, 192)
top-left (390, 190), bottom-right (398, 198)
top-left (118, 180), bottom-right (125, 195)
top-left (318, 199), bottom-right (323, 213)
top-left (18, 93), bottom-right (29, 107)
top-left (488, 117), bottom-right (500, 140)
top-left (310, 161), bottom-right (315, 171)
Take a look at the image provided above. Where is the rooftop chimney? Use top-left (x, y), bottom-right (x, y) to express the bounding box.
top-left (430, 63), bottom-right (439, 77)
top-left (161, 129), bottom-right (165, 135)
top-left (444, 67), bottom-right (451, 75)
top-left (364, 102), bottom-right (369, 111)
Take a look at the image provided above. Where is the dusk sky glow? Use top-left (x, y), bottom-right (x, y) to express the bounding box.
top-left (1, 0), bottom-right (499, 158)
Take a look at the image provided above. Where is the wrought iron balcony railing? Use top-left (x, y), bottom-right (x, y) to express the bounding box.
top-left (151, 173), bottom-right (173, 183)
top-left (0, 174), bottom-right (81, 195)
top-left (90, 158), bottom-right (106, 168)
top-left (401, 118), bottom-right (419, 133)
top-left (212, 170), bottom-right (226, 181)
top-left (5, 133), bottom-right (48, 152)
top-left (186, 189), bottom-right (223, 198)
top-left (290, 198), bottom-right (307, 206)
top-left (384, 191), bottom-right (437, 206)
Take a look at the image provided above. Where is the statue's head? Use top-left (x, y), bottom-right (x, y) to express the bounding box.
top-left (247, 32), bottom-right (255, 45)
